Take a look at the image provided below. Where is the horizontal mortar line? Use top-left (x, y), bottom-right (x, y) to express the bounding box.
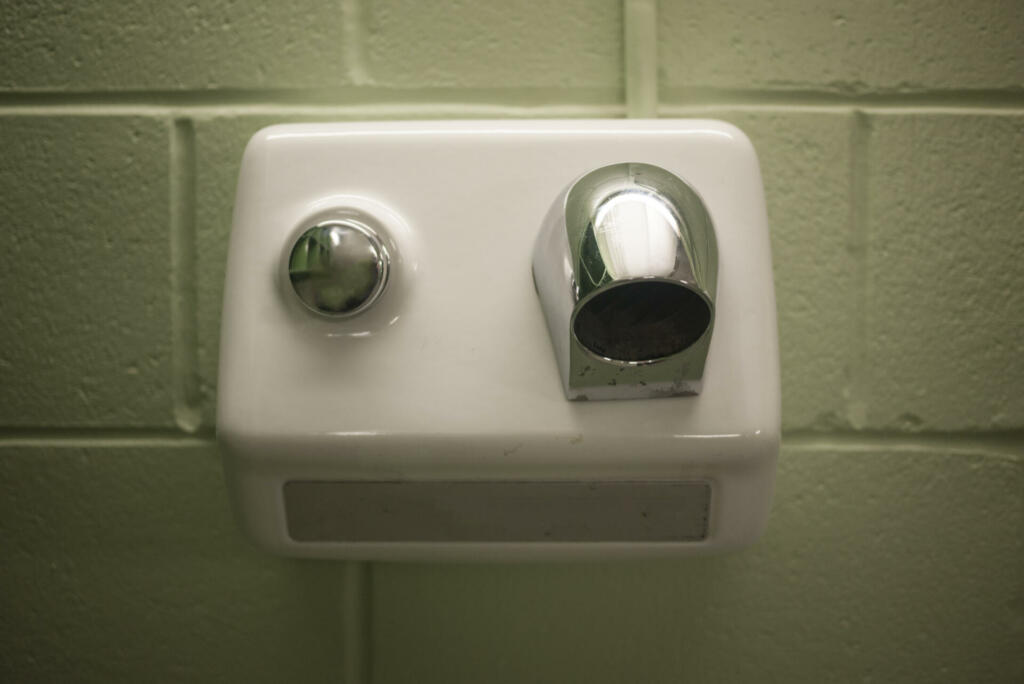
top-left (3, 102), bottom-right (1020, 119)
top-left (0, 427), bottom-right (216, 448)
top-left (782, 430), bottom-right (1024, 459)
top-left (1, 427), bottom-right (1020, 457)
top-left (0, 102), bottom-right (628, 119)
top-left (659, 86), bottom-right (1024, 111)
top-left (0, 86), bottom-right (624, 109)
top-left (1, 86), bottom-right (1020, 115)
top-left (661, 103), bottom-right (1024, 117)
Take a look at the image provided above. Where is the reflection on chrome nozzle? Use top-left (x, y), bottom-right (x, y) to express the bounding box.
top-left (532, 163), bottom-right (718, 400)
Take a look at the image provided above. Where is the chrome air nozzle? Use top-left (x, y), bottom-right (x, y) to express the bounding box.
top-left (532, 162), bottom-right (718, 400)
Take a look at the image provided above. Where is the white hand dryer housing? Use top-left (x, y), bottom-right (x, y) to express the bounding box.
top-left (217, 120), bottom-right (780, 560)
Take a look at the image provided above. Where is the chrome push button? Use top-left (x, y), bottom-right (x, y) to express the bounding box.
top-left (288, 220), bottom-right (390, 317)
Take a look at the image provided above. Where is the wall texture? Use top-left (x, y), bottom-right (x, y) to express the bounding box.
top-left (1, 1), bottom-right (1022, 682)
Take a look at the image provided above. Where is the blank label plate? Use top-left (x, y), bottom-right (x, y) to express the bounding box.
top-left (284, 481), bottom-right (711, 543)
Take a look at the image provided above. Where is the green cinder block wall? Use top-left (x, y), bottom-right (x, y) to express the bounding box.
top-left (1, 1), bottom-right (1022, 682)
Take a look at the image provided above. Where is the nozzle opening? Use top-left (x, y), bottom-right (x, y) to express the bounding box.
top-left (572, 280), bottom-right (711, 363)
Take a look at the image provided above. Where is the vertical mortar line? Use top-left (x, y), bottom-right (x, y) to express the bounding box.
top-left (341, 561), bottom-right (373, 684)
top-left (624, 0), bottom-right (658, 117)
top-left (342, 0), bottom-right (371, 86)
top-left (847, 110), bottom-right (871, 429)
top-left (169, 118), bottom-right (201, 433)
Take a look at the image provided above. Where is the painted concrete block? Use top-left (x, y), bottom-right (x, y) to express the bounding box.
top-left (0, 2), bottom-right (351, 91)
top-left (0, 116), bottom-right (174, 427)
top-left (0, 443), bottom-right (353, 683)
top-left (865, 113), bottom-right (1024, 430)
top-left (659, 1), bottom-right (1024, 96)
top-left (364, 0), bottom-right (623, 93)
